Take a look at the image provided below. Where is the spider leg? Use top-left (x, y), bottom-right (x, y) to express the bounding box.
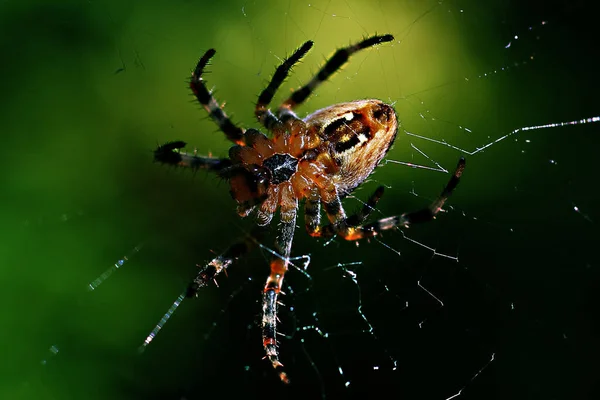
top-left (190, 49), bottom-right (246, 145)
top-left (344, 186), bottom-right (385, 226)
top-left (255, 41), bottom-right (314, 129)
top-left (262, 210), bottom-right (297, 384)
top-left (154, 140), bottom-right (232, 172)
top-left (314, 186), bottom-right (385, 238)
top-left (344, 158), bottom-right (466, 240)
top-left (304, 190), bottom-right (322, 235)
top-left (140, 228), bottom-right (265, 350)
top-left (186, 227), bottom-right (266, 297)
top-left (305, 181), bottom-right (350, 237)
top-left (278, 34), bottom-right (394, 115)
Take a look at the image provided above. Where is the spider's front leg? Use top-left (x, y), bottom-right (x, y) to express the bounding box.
top-left (189, 49), bottom-right (246, 145)
top-left (278, 34), bottom-right (394, 115)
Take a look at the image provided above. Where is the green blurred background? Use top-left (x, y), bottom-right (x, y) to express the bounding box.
top-left (1, 0), bottom-right (598, 399)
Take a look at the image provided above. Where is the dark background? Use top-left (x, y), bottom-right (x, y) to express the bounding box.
top-left (1, 0), bottom-right (598, 399)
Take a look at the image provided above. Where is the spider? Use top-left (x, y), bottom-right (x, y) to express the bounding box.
top-left (152, 34), bottom-right (465, 384)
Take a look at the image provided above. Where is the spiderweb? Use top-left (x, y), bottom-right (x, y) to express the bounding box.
top-left (1, 0), bottom-right (598, 399)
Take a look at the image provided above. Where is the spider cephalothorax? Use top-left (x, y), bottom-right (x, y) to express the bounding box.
top-left (151, 34), bottom-right (465, 383)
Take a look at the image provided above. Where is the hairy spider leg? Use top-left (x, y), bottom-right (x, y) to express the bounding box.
top-left (315, 185), bottom-right (386, 238)
top-left (189, 49), bottom-right (246, 145)
top-left (186, 228), bottom-right (264, 297)
top-left (344, 186), bottom-right (386, 226)
top-left (139, 228), bottom-right (265, 350)
top-left (302, 169), bottom-right (350, 237)
top-left (262, 212), bottom-right (297, 384)
top-left (277, 34), bottom-right (395, 118)
top-left (255, 41), bottom-right (314, 130)
top-left (153, 140), bottom-right (232, 172)
top-left (304, 189), bottom-right (321, 235)
top-left (341, 158), bottom-right (466, 240)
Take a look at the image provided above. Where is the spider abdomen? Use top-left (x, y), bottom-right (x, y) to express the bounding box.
top-left (304, 99), bottom-right (398, 194)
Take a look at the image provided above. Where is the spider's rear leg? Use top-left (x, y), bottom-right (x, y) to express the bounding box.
top-left (154, 140), bottom-right (232, 173)
top-left (277, 34), bottom-right (394, 118)
top-left (347, 158), bottom-right (466, 240)
top-left (189, 49), bottom-right (246, 145)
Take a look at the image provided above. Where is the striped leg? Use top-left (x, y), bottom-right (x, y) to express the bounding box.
top-left (262, 211), bottom-right (297, 384)
top-left (140, 228), bottom-right (265, 350)
top-left (322, 194), bottom-right (347, 227)
top-left (154, 140), bottom-right (232, 173)
top-left (186, 228), bottom-right (265, 297)
top-left (345, 158), bottom-right (466, 240)
top-left (278, 34), bottom-right (394, 113)
top-left (255, 41), bottom-right (314, 129)
top-left (190, 49), bottom-right (246, 145)
top-left (305, 181), bottom-right (348, 237)
top-left (317, 186), bottom-right (385, 239)
top-left (304, 190), bottom-right (321, 236)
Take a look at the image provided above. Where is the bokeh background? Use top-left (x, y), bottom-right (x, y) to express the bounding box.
top-left (1, 0), bottom-right (598, 399)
